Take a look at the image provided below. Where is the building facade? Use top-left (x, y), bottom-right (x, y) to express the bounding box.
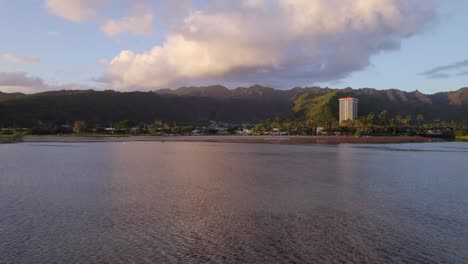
top-left (339, 97), bottom-right (358, 125)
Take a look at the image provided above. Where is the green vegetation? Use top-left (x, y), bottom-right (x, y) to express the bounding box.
top-left (292, 92), bottom-right (338, 128)
top-left (252, 111), bottom-right (466, 138)
top-left (455, 130), bottom-right (468, 141)
top-left (0, 86), bottom-right (466, 139)
top-left (252, 91), bottom-right (467, 138)
top-left (73, 120), bottom-right (87, 134)
top-left (0, 88), bottom-right (291, 127)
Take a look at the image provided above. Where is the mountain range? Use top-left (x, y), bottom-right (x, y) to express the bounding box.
top-left (0, 85), bottom-right (466, 127)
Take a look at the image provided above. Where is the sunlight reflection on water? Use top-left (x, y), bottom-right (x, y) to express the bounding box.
top-left (0, 142), bottom-right (467, 263)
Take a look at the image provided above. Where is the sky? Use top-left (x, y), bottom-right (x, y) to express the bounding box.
top-left (0, 0), bottom-right (467, 94)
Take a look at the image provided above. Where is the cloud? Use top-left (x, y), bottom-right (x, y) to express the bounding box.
top-left (0, 71), bottom-right (51, 93)
top-left (2, 54), bottom-right (41, 64)
top-left (0, 71), bottom-right (45, 87)
top-left (0, 71), bottom-right (95, 93)
top-left (422, 59), bottom-right (468, 79)
top-left (101, 7), bottom-right (155, 37)
top-left (102, 0), bottom-right (439, 90)
top-left (457, 71), bottom-right (468, 76)
top-left (45, 0), bottom-right (108, 22)
top-left (427, 73), bottom-right (451, 79)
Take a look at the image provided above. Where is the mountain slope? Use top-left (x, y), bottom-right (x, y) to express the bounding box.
top-left (288, 87), bottom-right (468, 122)
top-left (292, 92), bottom-right (339, 123)
top-left (0, 89), bottom-right (292, 126)
top-left (0, 86), bottom-right (466, 127)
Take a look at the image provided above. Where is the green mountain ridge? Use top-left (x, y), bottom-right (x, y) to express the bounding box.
top-left (0, 86), bottom-right (466, 127)
top-left (291, 92), bottom-right (339, 123)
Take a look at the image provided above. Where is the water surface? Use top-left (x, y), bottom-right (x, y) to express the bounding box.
top-left (1, 142), bottom-right (467, 263)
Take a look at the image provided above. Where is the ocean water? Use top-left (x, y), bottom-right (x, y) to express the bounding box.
top-left (1, 142), bottom-right (467, 263)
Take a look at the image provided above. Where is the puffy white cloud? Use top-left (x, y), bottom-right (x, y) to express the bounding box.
top-left (102, 0), bottom-right (439, 90)
top-left (101, 8), bottom-right (155, 37)
top-left (105, 34), bottom-right (280, 88)
top-left (45, 0), bottom-right (108, 22)
top-left (2, 54), bottom-right (41, 64)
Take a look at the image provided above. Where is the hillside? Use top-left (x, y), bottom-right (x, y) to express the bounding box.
top-left (291, 92), bottom-right (339, 123)
top-left (0, 86), bottom-right (466, 127)
top-left (0, 92), bottom-right (26, 102)
top-left (0, 88), bottom-right (293, 127)
top-left (288, 87), bottom-right (468, 122)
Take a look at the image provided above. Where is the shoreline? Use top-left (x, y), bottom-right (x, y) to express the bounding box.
top-left (0, 137), bottom-right (21, 144)
top-left (12, 135), bottom-right (445, 145)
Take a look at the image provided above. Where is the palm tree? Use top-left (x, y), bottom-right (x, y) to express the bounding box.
top-left (404, 115), bottom-right (412, 128)
top-left (395, 114), bottom-right (402, 124)
top-left (416, 114), bottom-right (424, 126)
top-left (359, 113), bottom-right (374, 135)
top-left (296, 121), bottom-right (306, 135)
top-left (162, 122), bottom-right (170, 134)
top-left (378, 110), bottom-right (389, 126)
top-left (305, 118), bottom-right (317, 135)
top-left (365, 113), bottom-right (373, 124)
top-left (253, 123), bottom-right (267, 135)
top-left (389, 118), bottom-right (397, 134)
top-left (73, 120), bottom-right (87, 134)
top-left (148, 119), bottom-right (170, 134)
top-left (272, 119), bottom-right (282, 133)
top-left (283, 121), bottom-right (292, 135)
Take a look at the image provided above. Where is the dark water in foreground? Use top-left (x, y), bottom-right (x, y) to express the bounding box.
top-left (0, 142), bottom-right (467, 263)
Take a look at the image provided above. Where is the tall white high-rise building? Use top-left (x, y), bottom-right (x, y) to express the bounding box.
top-left (339, 97), bottom-right (358, 125)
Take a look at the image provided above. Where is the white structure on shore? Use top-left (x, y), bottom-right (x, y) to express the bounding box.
top-left (339, 97), bottom-right (358, 125)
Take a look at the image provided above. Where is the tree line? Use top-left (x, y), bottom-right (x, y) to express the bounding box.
top-left (0, 119), bottom-right (225, 137)
top-left (1, 110), bottom-right (467, 139)
top-left (252, 110), bottom-right (468, 138)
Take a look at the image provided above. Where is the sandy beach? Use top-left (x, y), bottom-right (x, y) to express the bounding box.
top-left (17, 135), bottom-right (443, 144)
